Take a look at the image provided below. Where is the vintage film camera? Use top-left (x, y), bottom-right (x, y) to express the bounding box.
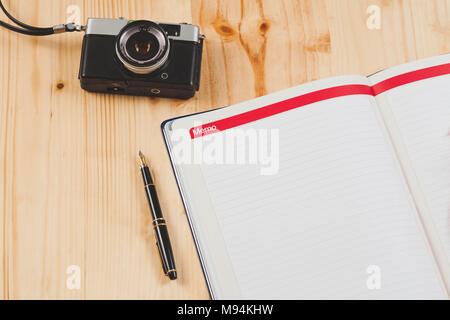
top-left (79, 18), bottom-right (204, 99)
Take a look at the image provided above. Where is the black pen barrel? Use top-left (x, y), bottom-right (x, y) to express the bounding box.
top-left (143, 179), bottom-right (163, 221)
top-left (154, 223), bottom-right (177, 280)
top-left (141, 166), bottom-right (154, 188)
top-left (141, 167), bottom-right (177, 280)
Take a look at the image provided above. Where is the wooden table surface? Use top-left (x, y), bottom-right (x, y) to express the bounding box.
top-left (0, 0), bottom-right (449, 299)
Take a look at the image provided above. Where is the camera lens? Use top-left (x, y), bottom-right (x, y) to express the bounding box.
top-left (126, 31), bottom-right (159, 61)
top-left (116, 20), bottom-right (170, 74)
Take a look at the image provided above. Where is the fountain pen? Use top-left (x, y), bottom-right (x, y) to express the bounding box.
top-left (139, 151), bottom-right (177, 280)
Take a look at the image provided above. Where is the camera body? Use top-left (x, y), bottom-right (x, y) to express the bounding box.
top-left (79, 18), bottom-right (204, 99)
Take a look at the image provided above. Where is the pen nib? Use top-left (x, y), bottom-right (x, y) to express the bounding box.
top-left (138, 151), bottom-right (147, 168)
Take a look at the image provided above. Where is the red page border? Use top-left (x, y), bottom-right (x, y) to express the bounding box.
top-left (372, 63), bottom-right (450, 95)
top-left (190, 62), bottom-right (450, 139)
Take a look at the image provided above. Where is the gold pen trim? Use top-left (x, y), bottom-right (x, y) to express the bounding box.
top-left (154, 223), bottom-right (167, 227)
top-left (166, 269), bottom-right (176, 275)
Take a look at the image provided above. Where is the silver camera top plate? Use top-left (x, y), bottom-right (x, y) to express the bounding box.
top-left (85, 18), bottom-right (201, 43)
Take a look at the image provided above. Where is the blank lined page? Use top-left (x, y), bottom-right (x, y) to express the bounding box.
top-left (372, 68), bottom-right (450, 266)
top-left (197, 94), bottom-right (445, 299)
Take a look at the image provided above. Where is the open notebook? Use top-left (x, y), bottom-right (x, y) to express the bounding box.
top-left (162, 54), bottom-right (450, 299)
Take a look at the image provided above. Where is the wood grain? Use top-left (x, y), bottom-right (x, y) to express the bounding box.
top-left (0, 0), bottom-right (449, 299)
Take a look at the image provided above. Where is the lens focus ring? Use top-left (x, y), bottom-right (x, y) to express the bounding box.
top-left (116, 20), bottom-right (170, 75)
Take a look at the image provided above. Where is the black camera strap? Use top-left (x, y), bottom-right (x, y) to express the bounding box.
top-left (0, 0), bottom-right (84, 36)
